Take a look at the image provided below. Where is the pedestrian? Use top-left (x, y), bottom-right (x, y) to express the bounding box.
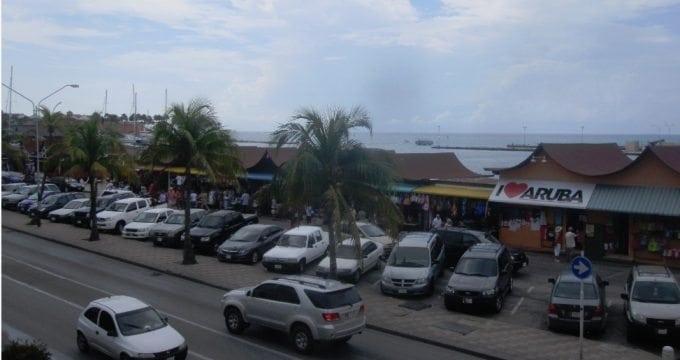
top-left (564, 226), bottom-right (577, 260)
top-left (198, 190), bottom-right (208, 210)
top-left (271, 198), bottom-right (278, 217)
top-left (189, 190), bottom-right (197, 208)
top-left (431, 214), bottom-right (442, 229)
top-left (305, 205), bottom-right (314, 224)
top-left (552, 226), bottom-right (562, 262)
top-left (240, 191), bottom-right (250, 212)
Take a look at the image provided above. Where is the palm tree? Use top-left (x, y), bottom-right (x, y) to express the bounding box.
top-left (62, 113), bottom-right (134, 241)
top-left (271, 106), bottom-right (402, 279)
top-left (31, 106), bottom-right (66, 226)
top-left (142, 98), bottom-right (241, 265)
top-left (2, 131), bottom-right (24, 172)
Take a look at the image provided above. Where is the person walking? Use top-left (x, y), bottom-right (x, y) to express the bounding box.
top-left (564, 226), bottom-right (577, 261)
top-left (552, 226), bottom-right (562, 262)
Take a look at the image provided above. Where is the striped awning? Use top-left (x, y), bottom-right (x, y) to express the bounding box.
top-left (587, 185), bottom-right (680, 216)
top-left (413, 184), bottom-right (493, 200)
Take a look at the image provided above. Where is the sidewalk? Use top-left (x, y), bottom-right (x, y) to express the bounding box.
top-left (1, 210), bottom-right (661, 360)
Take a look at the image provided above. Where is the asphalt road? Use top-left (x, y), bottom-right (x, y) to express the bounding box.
top-left (1, 229), bottom-right (482, 360)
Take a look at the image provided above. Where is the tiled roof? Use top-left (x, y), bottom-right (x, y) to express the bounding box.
top-left (392, 153), bottom-right (486, 181)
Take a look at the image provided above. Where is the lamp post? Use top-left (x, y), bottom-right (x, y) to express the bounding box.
top-left (36, 84), bottom-right (79, 175)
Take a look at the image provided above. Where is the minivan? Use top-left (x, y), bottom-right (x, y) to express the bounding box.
top-left (380, 232), bottom-right (445, 296)
top-left (444, 243), bottom-right (513, 313)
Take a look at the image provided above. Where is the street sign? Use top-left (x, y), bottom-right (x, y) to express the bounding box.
top-left (571, 256), bottom-right (592, 279)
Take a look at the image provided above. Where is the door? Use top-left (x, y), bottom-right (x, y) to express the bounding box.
top-left (95, 310), bottom-right (118, 358)
top-left (247, 283), bottom-right (299, 330)
top-left (309, 231), bottom-right (325, 261)
top-left (80, 307), bottom-right (103, 352)
top-left (362, 242), bottom-right (380, 273)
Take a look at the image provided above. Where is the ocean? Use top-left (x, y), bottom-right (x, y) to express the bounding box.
top-left (234, 131), bottom-right (680, 175)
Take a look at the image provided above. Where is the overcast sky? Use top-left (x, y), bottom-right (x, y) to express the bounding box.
top-left (2, 0), bottom-right (680, 135)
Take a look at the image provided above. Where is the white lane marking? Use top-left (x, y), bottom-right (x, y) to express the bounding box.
top-left (511, 297), bottom-right (524, 315)
top-left (3, 255), bottom-right (300, 360)
top-left (527, 286), bottom-right (534, 294)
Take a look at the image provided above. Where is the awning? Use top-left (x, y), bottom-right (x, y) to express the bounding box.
top-left (392, 183), bottom-right (417, 193)
top-left (587, 185), bottom-right (680, 217)
top-left (413, 184), bottom-right (493, 199)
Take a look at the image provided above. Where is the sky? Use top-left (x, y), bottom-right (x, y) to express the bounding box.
top-left (2, 0), bottom-right (680, 135)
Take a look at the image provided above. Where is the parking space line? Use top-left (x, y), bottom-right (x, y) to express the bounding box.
top-left (511, 297), bottom-right (524, 315)
top-left (527, 286), bottom-right (534, 294)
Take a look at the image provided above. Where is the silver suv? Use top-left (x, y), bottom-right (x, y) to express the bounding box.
top-left (620, 265), bottom-right (680, 342)
top-left (220, 275), bottom-right (365, 354)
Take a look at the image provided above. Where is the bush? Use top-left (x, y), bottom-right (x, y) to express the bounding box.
top-left (2, 339), bottom-right (51, 360)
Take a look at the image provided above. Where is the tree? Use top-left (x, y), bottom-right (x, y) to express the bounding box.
top-left (142, 98), bottom-right (241, 265)
top-left (271, 106), bottom-right (402, 278)
top-left (1, 131), bottom-right (24, 172)
top-left (62, 113), bottom-right (135, 241)
top-left (2, 339), bottom-right (51, 360)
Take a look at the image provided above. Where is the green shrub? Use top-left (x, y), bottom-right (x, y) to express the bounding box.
top-left (2, 339), bottom-right (51, 360)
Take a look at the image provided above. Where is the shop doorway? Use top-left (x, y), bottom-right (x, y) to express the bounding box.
top-left (611, 214), bottom-right (629, 255)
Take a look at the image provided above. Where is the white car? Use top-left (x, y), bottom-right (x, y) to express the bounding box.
top-left (262, 226), bottom-right (329, 273)
top-left (96, 197), bottom-right (153, 233)
top-left (48, 198), bottom-right (90, 222)
top-left (122, 208), bottom-right (174, 240)
top-left (316, 237), bottom-right (384, 283)
top-left (76, 295), bottom-right (187, 360)
top-left (351, 221), bottom-right (396, 256)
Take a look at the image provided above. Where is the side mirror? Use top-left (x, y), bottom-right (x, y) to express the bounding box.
top-left (620, 293), bottom-right (628, 300)
top-left (246, 290), bottom-right (252, 297)
top-left (548, 278), bottom-right (555, 284)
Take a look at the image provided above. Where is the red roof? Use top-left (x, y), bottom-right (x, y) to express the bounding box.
top-left (645, 144), bottom-right (680, 173)
top-left (392, 153), bottom-right (486, 181)
top-left (539, 143), bottom-right (632, 176)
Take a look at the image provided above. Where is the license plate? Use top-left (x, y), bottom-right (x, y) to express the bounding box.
top-left (523, 262), bottom-right (527, 267)
top-left (657, 328), bottom-right (668, 335)
top-left (398, 289), bottom-right (407, 294)
top-left (76, 220), bottom-right (82, 224)
top-left (226, 254), bottom-right (232, 259)
top-left (464, 298), bottom-right (473, 304)
top-left (156, 237), bottom-right (163, 242)
top-left (571, 312), bottom-right (580, 318)
top-left (274, 264), bottom-right (282, 270)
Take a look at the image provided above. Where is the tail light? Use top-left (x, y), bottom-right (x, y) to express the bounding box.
top-left (592, 305), bottom-right (603, 317)
top-left (359, 304), bottom-right (365, 315)
top-left (548, 303), bottom-right (558, 315)
top-left (322, 312), bottom-right (340, 322)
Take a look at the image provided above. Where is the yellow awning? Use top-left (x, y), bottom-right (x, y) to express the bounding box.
top-left (413, 184), bottom-right (493, 199)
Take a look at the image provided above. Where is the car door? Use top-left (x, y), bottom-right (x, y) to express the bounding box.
top-left (310, 231), bottom-right (325, 260)
top-left (361, 241), bottom-right (380, 273)
top-left (79, 307), bottom-right (103, 352)
top-left (124, 202), bottom-right (138, 223)
top-left (95, 310), bottom-right (118, 358)
top-left (247, 283), bottom-right (287, 329)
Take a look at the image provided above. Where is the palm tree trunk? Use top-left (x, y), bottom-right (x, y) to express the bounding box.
top-left (328, 219), bottom-right (337, 279)
top-left (182, 166), bottom-right (196, 264)
top-left (89, 172), bottom-right (100, 241)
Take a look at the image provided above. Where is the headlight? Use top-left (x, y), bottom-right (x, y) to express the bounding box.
top-left (482, 289), bottom-right (496, 296)
top-left (631, 311), bottom-right (646, 323)
top-left (180, 234), bottom-right (185, 240)
top-left (446, 286), bottom-right (455, 294)
top-left (200, 236), bottom-right (211, 242)
top-left (382, 275), bottom-right (391, 283)
top-left (414, 278), bottom-right (427, 284)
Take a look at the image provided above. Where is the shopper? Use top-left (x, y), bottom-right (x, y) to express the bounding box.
top-left (564, 226), bottom-right (577, 260)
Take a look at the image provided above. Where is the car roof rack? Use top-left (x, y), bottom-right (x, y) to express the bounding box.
top-left (274, 276), bottom-right (329, 290)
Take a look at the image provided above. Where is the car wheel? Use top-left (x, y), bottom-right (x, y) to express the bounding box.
top-left (115, 221), bottom-right (125, 234)
top-left (251, 251), bottom-right (260, 264)
top-left (493, 295), bottom-right (503, 313)
top-left (297, 259), bottom-right (306, 273)
top-left (76, 331), bottom-right (89, 353)
top-left (225, 307), bottom-right (246, 334)
top-left (291, 324), bottom-right (314, 354)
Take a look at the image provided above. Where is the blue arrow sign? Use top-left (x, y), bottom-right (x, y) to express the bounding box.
top-left (571, 256), bottom-right (592, 279)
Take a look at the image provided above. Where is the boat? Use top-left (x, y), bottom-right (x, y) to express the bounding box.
top-left (415, 139), bottom-right (434, 146)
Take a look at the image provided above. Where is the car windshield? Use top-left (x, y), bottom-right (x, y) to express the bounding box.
top-left (96, 198), bottom-right (112, 208)
top-left (17, 187), bottom-right (36, 195)
top-left (359, 224), bottom-right (386, 237)
top-left (134, 212), bottom-right (160, 223)
top-left (304, 287), bottom-right (362, 309)
top-left (115, 306), bottom-right (167, 336)
top-left (278, 234), bottom-right (307, 248)
top-left (165, 213), bottom-right (184, 225)
top-left (336, 244), bottom-right (358, 259)
top-left (454, 258), bottom-right (497, 277)
top-left (41, 195), bottom-right (59, 205)
top-left (106, 202), bottom-right (128, 212)
top-left (64, 200), bottom-right (88, 209)
top-left (230, 227), bottom-right (262, 242)
top-left (554, 281), bottom-right (598, 300)
top-left (27, 193), bottom-right (41, 200)
top-left (386, 246), bottom-right (429, 267)
top-left (632, 281), bottom-right (680, 304)
top-left (198, 215), bottom-right (223, 229)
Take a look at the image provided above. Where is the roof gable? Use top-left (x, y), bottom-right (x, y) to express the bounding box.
top-left (647, 144), bottom-right (680, 173)
top-left (540, 143), bottom-right (632, 176)
top-left (393, 152), bottom-right (485, 181)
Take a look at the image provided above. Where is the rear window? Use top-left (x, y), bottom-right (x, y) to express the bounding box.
top-left (304, 287), bottom-right (362, 309)
top-left (554, 281), bottom-right (598, 300)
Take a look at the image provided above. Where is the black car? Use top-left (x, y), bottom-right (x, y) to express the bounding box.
top-left (48, 176), bottom-right (85, 192)
top-left (216, 224), bottom-right (284, 263)
top-left (433, 226), bottom-right (528, 272)
top-left (29, 192), bottom-right (88, 218)
top-left (184, 210), bottom-right (258, 253)
top-left (72, 191), bottom-right (135, 227)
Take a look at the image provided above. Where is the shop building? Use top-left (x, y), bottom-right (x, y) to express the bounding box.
top-left (489, 143), bottom-right (680, 267)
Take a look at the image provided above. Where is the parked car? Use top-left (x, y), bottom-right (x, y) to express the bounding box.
top-left (433, 226), bottom-right (528, 272)
top-left (2, 183), bottom-right (60, 210)
top-left (48, 198), bottom-right (90, 223)
top-left (96, 197), bottom-right (153, 234)
top-left (72, 191), bottom-right (135, 227)
top-left (380, 232), bottom-right (445, 296)
top-left (48, 176), bottom-right (85, 192)
top-left (182, 210), bottom-right (259, 253)
top-left (1, 182), bottom-right (27, 196)
top-left (29, 192), bottom-right (87, 218)
top-left (76, 295), bottom-right (187, 359)
top-left (150, 208), bottom-right (207, 248)
top-left (17, 190), bottom-right (59, 214)
top-left (316, 237), bottom-right (383, 283)
top-left (444, 242), bottom-right (514, 313)
top-left (620, 265), bottom-right (680, 342)
top-left (220, 275), bottom-right (365, 354)
top-left (262, 226), bottom-right (329, 273)
top-left (342, 221), bottom-right (396, 257)
top-left (216, 224), bottom-right (285, 263)
top-left (122, 208), bottom-right (174, 241)
top-left (547, 270), bottom-right (609, 334)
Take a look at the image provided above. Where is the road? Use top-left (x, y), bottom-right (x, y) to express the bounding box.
top-left (2, 229), bottom-right (482, 360)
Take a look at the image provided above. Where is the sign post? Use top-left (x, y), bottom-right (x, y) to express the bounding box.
top-left (571, 253), bottom-right (592, 360)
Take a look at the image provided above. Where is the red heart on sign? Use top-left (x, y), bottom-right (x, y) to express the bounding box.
top-left (504, 182), bottom-right (528, 198)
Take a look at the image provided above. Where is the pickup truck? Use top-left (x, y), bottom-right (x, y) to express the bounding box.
top-left (262, 226), bottom-right (329, 273)
top-left (72, 191), bottom-right (135, 227)
top-left (96, 197), bottom-right (155, 233)
top-left (182, 210), bottom-right (258, 253)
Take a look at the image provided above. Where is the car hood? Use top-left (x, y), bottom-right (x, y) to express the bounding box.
top-left (448, 273), bottom-right (497, 291)
top-left (124, 324), bottom-right (185, 354)
top-left (49, 208), bottom-right (74, 216)
top-left (125, 222), bottom-right (155, 231)
top-left (264, 246), bottom-right (307, 259)
top-left (382, 265), bottom-right (430, 280)
top-left (4, 194), bottom-right (28, 201)
top-left (367, 235), bottom-right (394, 246)
top-left (189, 227), bottom-right (219, 237)
top-left (219, 240), bottom-right (256, 251)
top-left (317, 256), bottom-right (359, 272)
top-left (151, 223), bottom-right (184, 233)
top-left (631, 301), bottom-right (680, 319)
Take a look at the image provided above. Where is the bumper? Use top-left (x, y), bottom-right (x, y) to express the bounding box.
top-left (628, 320), bottom-right (680, 339)
top-left (444, 292), bottom-right (497, 308)
top-left (152, 234), bottom-right (182, 247)
top-left (190, 238), bottom-right (218, 252)
top-left (73, 216), bottom-right (90, 227)
top-left (217, 251), bottom-right (252, 262)
top-left (96, 221), bottom-right (116, 230)
top-left (316, 269), bottom-right (356, 282)
top-left (315, 317), bottom-right (366, 341)
top-left (122, 231), bottom-right (149, 240)
top-left (262, 260), bottom-right (300, 272)
top-left (548, 315), bottom-right (605, 333)
top-left (380, 280), bottom-right (430, 296)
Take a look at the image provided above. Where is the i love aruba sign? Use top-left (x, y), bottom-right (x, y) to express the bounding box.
top-left (489, 180), bottom-right (596, 209)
